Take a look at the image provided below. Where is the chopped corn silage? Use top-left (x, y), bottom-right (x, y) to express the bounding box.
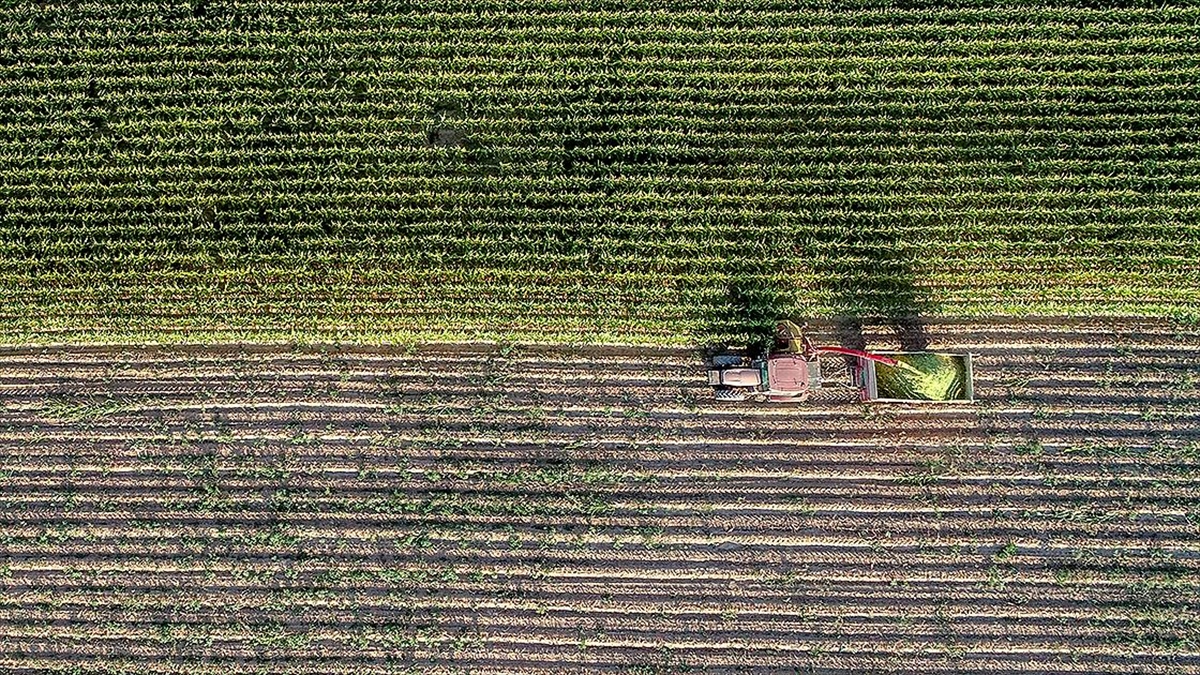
top-left (874, 353), bottom-right (968, 402)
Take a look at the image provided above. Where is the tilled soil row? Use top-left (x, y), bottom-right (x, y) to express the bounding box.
top-left (0, 578), bottom-right (1179, 614)
top-left (1, 512), bottom-right (1195, 554)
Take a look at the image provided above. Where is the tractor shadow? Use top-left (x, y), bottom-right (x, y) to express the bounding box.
top-left (693, 276), bottom-right (793, 361)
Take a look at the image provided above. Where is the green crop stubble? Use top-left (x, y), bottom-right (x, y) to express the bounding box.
top-left (1, 1), bottom-right (1199, 344)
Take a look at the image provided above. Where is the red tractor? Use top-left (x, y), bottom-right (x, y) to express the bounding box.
top-left (706, 321), bottom-right (974, 403)
top-left (706, 322), bottom-right (822, 402)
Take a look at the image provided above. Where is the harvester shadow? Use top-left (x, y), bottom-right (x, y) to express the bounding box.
top-left (687, 218), bottom-right (935, 358)
top-left (814, 219), bottom-right (935, 355)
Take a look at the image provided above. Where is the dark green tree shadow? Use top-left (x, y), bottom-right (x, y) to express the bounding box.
top-left (683, 220), bottom-right (797, 358)
top-left (708, 276), bottom-right (793, 357)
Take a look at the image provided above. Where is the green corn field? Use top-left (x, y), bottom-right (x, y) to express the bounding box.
top-left (2, 1), bottom-right (1198, 346)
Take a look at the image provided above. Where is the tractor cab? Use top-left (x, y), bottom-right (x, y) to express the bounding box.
top-left (706, 327), bottom-right (821, 402)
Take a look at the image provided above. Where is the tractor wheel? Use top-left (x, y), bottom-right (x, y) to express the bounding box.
top-left (714, 388), bottom-right (746, 402)
top-left (711, 354), bottom-right (743, 368)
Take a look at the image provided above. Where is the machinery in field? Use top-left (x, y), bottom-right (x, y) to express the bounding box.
top-left (706, 321), bottom-right (974, 403)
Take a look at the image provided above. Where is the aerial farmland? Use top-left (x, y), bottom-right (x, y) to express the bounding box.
top-left (1, 1), bottom-right (1199, 673)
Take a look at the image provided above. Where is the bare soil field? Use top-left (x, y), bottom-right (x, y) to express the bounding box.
top-left (0, 318), bottom-right (1198, 674)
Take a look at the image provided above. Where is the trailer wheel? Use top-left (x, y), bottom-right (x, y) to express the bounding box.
top-left (714, 388), bottom-right (746, 402)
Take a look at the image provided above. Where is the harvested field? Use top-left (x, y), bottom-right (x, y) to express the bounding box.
top-left (0, 318), bottom-right (1198, 673)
